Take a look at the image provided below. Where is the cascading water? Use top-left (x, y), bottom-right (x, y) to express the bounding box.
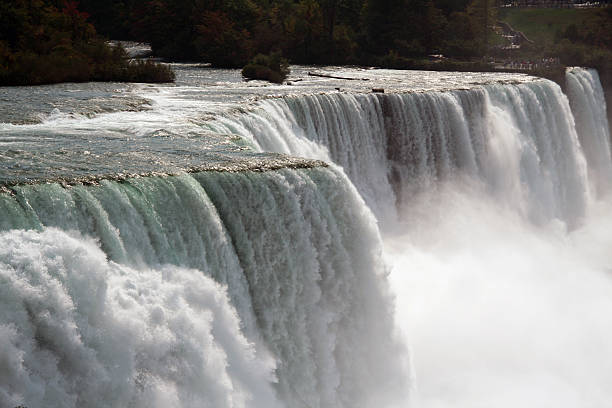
top-left (566, 67), bottom-right (612, 196)
top-left (0, 168), bottom-right (405, 408)
top-left (206, 79), bottom-right (590, 228)
top-left (2, 65), bottom-right (612, 408)
top-left (206, 68), bottom-right (612, 406)
top-left (0, 229), bottom-right (281, 408)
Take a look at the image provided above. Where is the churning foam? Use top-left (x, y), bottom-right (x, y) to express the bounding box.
top-left (0, 228), bottom-right (281, 408)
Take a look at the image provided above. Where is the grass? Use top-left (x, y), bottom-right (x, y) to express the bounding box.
top-left (498, 8), bottom-right (602, 45)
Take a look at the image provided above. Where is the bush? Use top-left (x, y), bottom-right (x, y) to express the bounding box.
top-left (122, 59), bottom-right (175, 83)
top-left (241, 52), bottom-right (289, 83)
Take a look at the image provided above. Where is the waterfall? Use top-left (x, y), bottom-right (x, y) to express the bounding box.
top-left (3, 66), bottom-right (612, 408)
top-left (202, 71), bottom-right (612, 406)
top-left (0, 229), bottom-right (280, 408)
top-left (207, 79), bottom-right (592, 228)
top-left (0, 168), bottom-right (405, 408)
top-left (566, 67), bottom-right (612, 196)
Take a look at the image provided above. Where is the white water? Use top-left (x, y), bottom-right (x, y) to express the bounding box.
top-left (566, 67), bottom-right (612, 196)
top-left (2, 66), bottom-right (611, 407)
top-left (208, 68), bottom-right (612, 406)
top-left (208, 79), bottom-right (590, 229)
top-left (0, 168), bottom-right (405, 408)
top-left (0, 228), bottom-right (280, 408)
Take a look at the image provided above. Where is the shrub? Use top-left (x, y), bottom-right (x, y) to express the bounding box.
top-left (123, 59), bottom-right (175, 83)
top-left (241, 52), bottom-right (289, 84)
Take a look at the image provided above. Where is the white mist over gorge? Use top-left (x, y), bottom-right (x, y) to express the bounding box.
top-left (1, 66), bottom-right (611, 408)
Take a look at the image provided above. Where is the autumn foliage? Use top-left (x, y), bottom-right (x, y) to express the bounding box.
top-left (0, 0), bottom-right (174, 85)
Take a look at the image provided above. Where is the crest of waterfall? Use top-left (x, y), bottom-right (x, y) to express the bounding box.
top-left (0, 167), bottom-right (405, 408)
top-left (207, 79), bottom-right (594, 228)
top-left (566, 67), bottom-right (612, 196)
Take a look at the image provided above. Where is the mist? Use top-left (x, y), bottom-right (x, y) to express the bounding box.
top-left (388, 181), bottom-right (612, 407)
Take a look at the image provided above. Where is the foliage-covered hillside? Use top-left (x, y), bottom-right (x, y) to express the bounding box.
top-left (78, 0), bottom-right (497, 67)
top-left (499, 7), bottom-right (612, 66)
top-left (2, 0), bottom-right (611, 86)
top-left (498, 7), bottom-right (612, 126)
top-left (0, 0), bottom-right (174, 86)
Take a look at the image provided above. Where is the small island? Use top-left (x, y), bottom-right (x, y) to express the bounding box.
top-left (0, 0), bottom-right (174, 86)
top-left (242, 53), bottom-right (290, 83)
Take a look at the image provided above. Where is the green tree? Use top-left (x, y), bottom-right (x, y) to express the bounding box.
top-left (194, 10), bottom-right (254, 66)
top-left (0, 0), bottom-right (173, 85)
top-left (289, 0), bottom-right (325, 62)
top-left (466, 0), bottom-right (496, 55)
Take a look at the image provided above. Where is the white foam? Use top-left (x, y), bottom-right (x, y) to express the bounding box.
top-left (0, 228), bottom-right (281, 408)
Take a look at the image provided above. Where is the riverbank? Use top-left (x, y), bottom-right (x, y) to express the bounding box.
top-left (0, 1), bottom-right (174, 86)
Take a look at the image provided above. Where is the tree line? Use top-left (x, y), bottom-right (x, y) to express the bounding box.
top-left (77, 0), bottom-right (496, 67)
top-left (3, 0), bottom-right (609, 86)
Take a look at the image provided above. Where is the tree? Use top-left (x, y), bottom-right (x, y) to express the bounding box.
top-left (466, 0), bottom-right (496, 55)
top-left (194, 10), bottom-right (254, 66)
top-left (289, 0), bottom-right (324, 62)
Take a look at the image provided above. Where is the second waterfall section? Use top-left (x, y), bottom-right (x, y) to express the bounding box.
top-left (207, 75), bottom-right (605, 228)
top-left (203, 69), bottom-right (612, 407)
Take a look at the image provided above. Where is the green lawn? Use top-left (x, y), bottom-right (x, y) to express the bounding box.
top-left (498, 8), bottom-right (603, 45)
